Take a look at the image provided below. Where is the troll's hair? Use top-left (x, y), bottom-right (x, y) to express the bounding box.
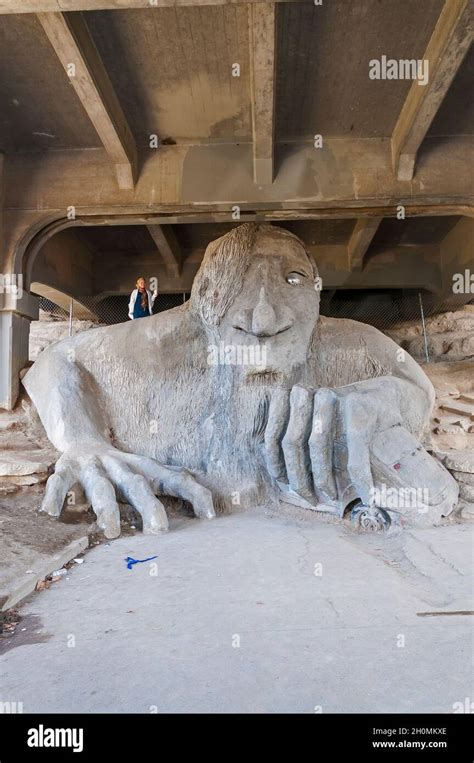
top-left (190, 223), bottom-right (316, 327)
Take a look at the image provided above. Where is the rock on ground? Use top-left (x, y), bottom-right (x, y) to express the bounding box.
top-left (387, 304), bottom-right (474, 363)
top-left (29, 311), bottom-right (104, 362)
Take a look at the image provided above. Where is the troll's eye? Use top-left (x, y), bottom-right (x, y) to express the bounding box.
top-left (286, 272), bottom-right (306, 286)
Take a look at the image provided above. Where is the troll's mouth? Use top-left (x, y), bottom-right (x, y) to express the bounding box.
top-left (244, 369), bottom-right (282, 384)
top-left (232, 324), bottom-right (293, 338)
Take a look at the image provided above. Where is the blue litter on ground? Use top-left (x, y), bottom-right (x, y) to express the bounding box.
top-left (125, 555), bottom-right (158, 570)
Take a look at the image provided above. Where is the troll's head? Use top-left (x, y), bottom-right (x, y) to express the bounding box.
top-left (190, 223), bottom-right (320, 381)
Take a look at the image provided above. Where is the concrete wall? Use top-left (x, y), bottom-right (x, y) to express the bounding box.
top-left (440, 216), bottom-right (474, 298)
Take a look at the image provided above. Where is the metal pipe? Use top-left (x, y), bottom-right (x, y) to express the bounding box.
top-left (69, 298), bottom-right (73, 337)
top-left (418, 292), bottom-right (429, 363)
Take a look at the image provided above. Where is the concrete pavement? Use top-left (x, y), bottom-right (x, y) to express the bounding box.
top-left (1, 507), bottom-right (472, 713)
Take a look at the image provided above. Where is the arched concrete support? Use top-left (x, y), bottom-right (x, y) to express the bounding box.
top-left (30, 228), bottom-right (94, 298)
top-left (14, 216), bottom-right (76, 288)
top-left (15, 205), bottom-right (474, 291)
top-left (3, 210), bottom-right (63, 277)
top-left (2, 211), bottom-right (99, 411)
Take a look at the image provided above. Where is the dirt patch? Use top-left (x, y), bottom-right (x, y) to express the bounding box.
top-left (0, 484), bottom-right (92, 556)
top-left (0, 612), bottom-right (51, 655)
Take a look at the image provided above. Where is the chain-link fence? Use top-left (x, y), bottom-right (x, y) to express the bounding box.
top-left (39, 290), bottom-right (470, 328)
top-left (35, 288), bottom-right (472, 364)
top-left (38, 292), bottom-right (190, 324)
top-left (319, 290), bottom-right (471, 331)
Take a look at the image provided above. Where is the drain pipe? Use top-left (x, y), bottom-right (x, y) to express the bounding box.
top-left (68, 298), bottom-right (73, 337)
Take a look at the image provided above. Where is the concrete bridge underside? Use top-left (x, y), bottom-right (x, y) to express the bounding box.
top-left (0, 0), bottom-right (473, 408)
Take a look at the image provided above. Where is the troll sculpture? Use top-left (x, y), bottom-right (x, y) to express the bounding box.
top-left (24, 224), bottom-right (458, 537)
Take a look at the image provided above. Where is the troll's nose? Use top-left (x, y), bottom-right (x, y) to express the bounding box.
top-left (231, 287), bottom-right (291, 338)
top-left (251, 287), bottom-right (278, 337)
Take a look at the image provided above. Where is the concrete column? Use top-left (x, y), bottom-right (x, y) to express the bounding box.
top-left (0, 290), bottom-right (39, 410)
top-left (0, 150), bottom-right (39, 409)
